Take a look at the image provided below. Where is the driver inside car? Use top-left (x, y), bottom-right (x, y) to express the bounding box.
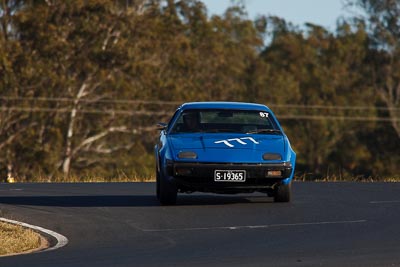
top-left (182, 112), bottom-right (201, 132)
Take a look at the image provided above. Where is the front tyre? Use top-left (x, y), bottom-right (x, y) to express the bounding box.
top-left (156, 170), bottom-right (177, 205)
top-left (274, 182), bottom-right (292, 203)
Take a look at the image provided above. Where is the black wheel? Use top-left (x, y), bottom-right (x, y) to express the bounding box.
top-left (274, 182), bottom-right (292, 202)
top-left (156, 170), bottom-right (177, 205)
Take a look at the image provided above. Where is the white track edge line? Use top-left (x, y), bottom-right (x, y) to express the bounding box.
top-left (0, 217), bottom-right (68, 253)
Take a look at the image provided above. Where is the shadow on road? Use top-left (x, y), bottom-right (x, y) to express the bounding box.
top-left (0, 194), bottom-right (273, 207)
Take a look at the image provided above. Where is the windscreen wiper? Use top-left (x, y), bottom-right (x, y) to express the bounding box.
top-left (246, 129), bottom-right (281, 134)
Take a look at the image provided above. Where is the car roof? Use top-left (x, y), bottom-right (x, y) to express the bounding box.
top-left (179, 102), bottom-right (271, 112)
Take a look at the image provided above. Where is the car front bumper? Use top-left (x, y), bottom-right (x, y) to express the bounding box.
top-left (166, 161), bottom-right (293, 194)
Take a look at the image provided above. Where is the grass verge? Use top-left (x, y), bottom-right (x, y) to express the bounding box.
top-left (4, 174), bottom-right (156, 183)
top-left (0, 221), bottom-right (48, 257)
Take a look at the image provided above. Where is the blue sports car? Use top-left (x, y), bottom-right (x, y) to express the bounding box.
top-left (155, 102), bottom-right (296, 205)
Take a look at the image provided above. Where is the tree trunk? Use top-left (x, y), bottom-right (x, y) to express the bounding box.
top-left (378, 83), bottom-right (400, 139)
top-left (62, 82), bottom-right (89, 177)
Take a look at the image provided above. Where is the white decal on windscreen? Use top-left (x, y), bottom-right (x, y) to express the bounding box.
top-left (214, 137), bottom-right (259, 147)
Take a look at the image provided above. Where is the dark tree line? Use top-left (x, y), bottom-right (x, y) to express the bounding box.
top-left (0, 0), bottom-right (399, 181)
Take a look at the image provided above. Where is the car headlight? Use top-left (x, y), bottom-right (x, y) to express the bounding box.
top-left (262, 153), bottom-right (282, 160)
top-left (178, 151), bottom-right (197, 159)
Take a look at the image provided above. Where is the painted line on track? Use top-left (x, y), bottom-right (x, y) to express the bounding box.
top-left (141, 219), bottom-right (367, 232)
top-left (0, 217), bottom-right (68, 253)
top-left (370, 200), bottom-right (400, 204)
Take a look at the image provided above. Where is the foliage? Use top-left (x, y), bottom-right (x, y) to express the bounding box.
top-left (0, 0), bottom-right (398, 181)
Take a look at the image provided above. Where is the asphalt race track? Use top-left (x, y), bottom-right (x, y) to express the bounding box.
top-left (0, 182), bottom-right (400, 267)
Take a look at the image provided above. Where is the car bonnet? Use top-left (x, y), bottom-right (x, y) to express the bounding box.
top-left (168, 134), bottom-right (286, 162)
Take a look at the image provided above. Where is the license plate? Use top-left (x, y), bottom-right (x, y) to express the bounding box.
top-left (214, 170), bottom-right (246, 182)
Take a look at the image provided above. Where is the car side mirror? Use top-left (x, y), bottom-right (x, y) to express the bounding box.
top-left (157, 122), bottom-right (167, 131)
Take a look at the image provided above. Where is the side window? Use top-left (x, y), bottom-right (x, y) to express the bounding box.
top-left (170, 110), bottom-right (202, 133)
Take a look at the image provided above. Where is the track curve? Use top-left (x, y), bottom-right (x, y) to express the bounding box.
top-left (0, 217), bottom-right (68, 254)
top-left (0, 182), bottom-right (400, 267)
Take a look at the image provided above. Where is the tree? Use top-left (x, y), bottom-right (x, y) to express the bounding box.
top-left (259, 17), bottom-right (374, 177)
top-left (10, 0), bottom-right (158, 177)
top-left (348, 0), bottom-right (400, 139)
top-left (0, 0), bottom-right (39, 180)
top-left (1, 0), bottom-right (398, 180)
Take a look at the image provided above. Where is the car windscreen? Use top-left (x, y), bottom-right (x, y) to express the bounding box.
top-left (170, 109), bottom-right (280, 134)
